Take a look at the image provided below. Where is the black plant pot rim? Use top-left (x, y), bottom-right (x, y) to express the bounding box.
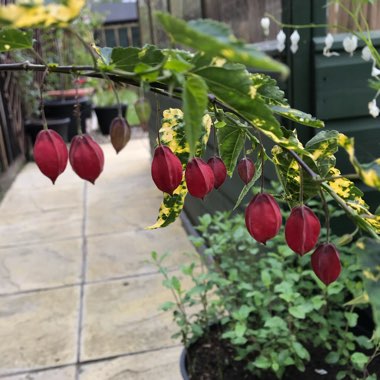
top-left (44, 97), bottom-right (89, 106)
top-left (180, 347), bottom-right (189, 380)
top-left (93, 103), bottom-right (128, 111)
top-left (25, 117), bottom-right (71, 127)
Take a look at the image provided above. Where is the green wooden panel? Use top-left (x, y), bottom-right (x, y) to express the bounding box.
top-left (314, 54), bottom-right (374, 120)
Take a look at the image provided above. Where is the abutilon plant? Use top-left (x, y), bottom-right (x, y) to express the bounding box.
top-left (185, 157), bottom-right (215, 199)
top-left (69, 134), bottom-right (104, 184)
top-left (151, 145), bottom-right (183, 195)
top-left (285, 205), bottom-right (321, 255)
top-left (245, 193), bottom-right (282, 244)
top-left (33, 129), bottom-right (68, 184)
top-left (237, 157), bottom-right (255, 185)
top-left (110, 117), bottom-right (131, 154)
top-left (207, 156), bottom-right (227, 189)
top-left (311, 243), bottom-right (342, 285)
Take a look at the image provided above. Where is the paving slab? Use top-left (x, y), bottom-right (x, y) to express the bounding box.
top-left (0, 207), bottom-right (83, 249)
top-left (0, 287), bottom-right (79, 376)
top-left (81, 272), bottom-right (184, 361)
top-left (0, 238), bottom-right (82, 294)
top-left (0, 366), bottom-right (76, 380)
top-left (79, 346), bottom-right (181, 380)
top-left (86, 220), bottom-right (196, 282)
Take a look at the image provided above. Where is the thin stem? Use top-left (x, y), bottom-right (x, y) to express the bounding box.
top-left (155, 94), bottom-right (161, 145)
top-left (74, 75), bottom-right (82, 135)
top-left (286, 149), bottom-right (319, 179)
top-left (299, 161), bottom-right (304, 205)
top-left (258, 133), bottom-right (265, 193)
top-left (319, 189), bottom-right (330, 243)
top-left (212, 102), bottom-right (219, 156)
top-left (38, 68), bottom-right (49, 130)
top-left (313, 173), bottom-right (360, 182)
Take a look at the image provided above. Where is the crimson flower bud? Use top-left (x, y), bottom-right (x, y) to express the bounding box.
top-left (185, 158), bottom-right (215, 199)
top-left (245, 193), bottom-right (282, 244)
top-left (151, 145), bottom-right (183, 195)
top-left (69, 134), bottom-right (104, 184)
top-left (207, 156), bottom-right (227, 189)
top-left (238, 157), bottom-right (255, 184)
top-left (285, 205), bottom-right (321, 255)
top-left (311, 243), bottom-right (341, 286)
top-left (33, 129), bottom-right (68, 184)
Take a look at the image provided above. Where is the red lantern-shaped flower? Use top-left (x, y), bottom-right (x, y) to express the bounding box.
top-left (33, 129), bottom-right (68, 184)
top-left (285, 205), bottom-right (321, 255)
top-left (311, 243), bottom-right (341, 285)
top-left (185, 157), bottom-right (215, 199)
top-left (151, 145), bottom-right (183, 195)
top-left (207, 156), bottom-right (227, 189)
top-left (238, 157), bottom-right (255, 184)
top-left (245, 193), bottom-right (282, 244)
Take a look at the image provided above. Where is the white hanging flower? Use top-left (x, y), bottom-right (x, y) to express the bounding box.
top-left (325, 33), bottom-right (334, 50)
top-left (323, 33), bottom-right (340, 57)
top-left (276, 30), bottom-right (286, 52)
top-left (371, 65), bottom-right (380, 77)
top-left (368, 99), bottom-right (380, 118)
top-left (260, 17), bottom-right (270, 37)
top-left (290, 30), bottom-right (300, 54)
top-left (362, 46), bottom-right (373, 62)
top-left (343, 35), bottom-right (358, 56)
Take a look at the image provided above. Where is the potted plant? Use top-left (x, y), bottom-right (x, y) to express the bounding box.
top-left (153, 200), bottom-right (380, 380)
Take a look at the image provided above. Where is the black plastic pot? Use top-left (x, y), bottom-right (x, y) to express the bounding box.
top-left (94, 104), bottom-right (127, 135)
top-left (44, 97), bottom-right (92, 141)
top-left (24, 117), bottom-right (71, 145)
top-left (180, 348), bottom-right (189, 380)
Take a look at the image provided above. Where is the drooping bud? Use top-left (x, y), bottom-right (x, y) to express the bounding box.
top-left (185, 158), bottom-right (215, 199)
top-left (245, 193), bottom-right (282, 244)
top-left (151, 145), bottom-right (183, 195)
top-left (69, 134), bottom-right (104, 184)
top-left (33, 129), bottom-right (68, 184)
top-left (134, 97), bottom-right (152, 131)
top-left (238, 158), bottom-right (255, 185)
top-left (110, 117), bottom-right (131, 154)
top-left (311, 243), bottom-right (341, 286)
top-left (207, 156), bottom-right (227, 189)
top-left (285, 205), bottom-right (321, 255)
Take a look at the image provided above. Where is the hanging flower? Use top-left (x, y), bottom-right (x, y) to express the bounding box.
top-left (323, 33), bottom-right (339, 57)
top-left (368, 99), bottom-right (380, 118)
top-left (362, 46), bottom-right (373, 62)
top-left (260, 17), bottom-right (270, 37)
top-left (371, 66), bottom-right (380, 77)
top-left (290, 30), bottom-right (300, 54)
top-left (343, 35), bottom-right (358, 56)
top-left (276, 30), bottom-right (286, 52)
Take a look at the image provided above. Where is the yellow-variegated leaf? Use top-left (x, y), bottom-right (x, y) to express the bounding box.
top-left (0, 0), bottom-right (85, 28)
top-left (339, 133), bottom-right (380, 190)
top-left (147, 108), bottom-right (211, 229)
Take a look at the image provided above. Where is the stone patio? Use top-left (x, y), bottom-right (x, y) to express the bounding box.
top-left (0, 134), bottom-right (196, 379)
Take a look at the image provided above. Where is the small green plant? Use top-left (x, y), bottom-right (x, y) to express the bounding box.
top-left (153, 203), bottom-right (380, 379)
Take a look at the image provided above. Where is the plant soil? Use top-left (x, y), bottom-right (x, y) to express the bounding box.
top-left (185, 327), bottom-right (380, 380)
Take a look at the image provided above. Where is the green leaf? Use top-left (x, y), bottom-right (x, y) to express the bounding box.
top-left (182, 75), bottom-right (208, 157)
top-left (156, 12), bottom-right (289, 76)
top-left (271, 105), bottom-right (325, 128)
top-left (292, 342), bottom-right (310, 360)
top-left (289, 306), bottom-right (306, 319)
top-left (253, 355), bottom-right (272, 369)
top-left (171, 276), bottom-right (181, 292)
top-left (216, 121), bottom-right (246, 177)
top-left (235, 323), bottom-right (246, 338)
top-left (251, 73), bottom-right (286, 105)
top-left (111, 45), bottom-right (165, 77)
top-left (195, 65), bottom-right (284, 144)
top-left (344, 312), bottom-right (358, 327)
top-left (0, 28), bottom-right (32, 52)
top-left (159, 301), bottom-right (176, 311)
top-left (351, 352), bottom-right (369, 370)
top-left (357, 238), bottom-right (380, 338)
top-left (325, 351), bottom-right (340, 364)
top-left (264, 316), bottom-right (287, 331)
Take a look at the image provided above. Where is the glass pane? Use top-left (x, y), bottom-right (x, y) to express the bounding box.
top-left (131, 26), bottom-right (141, 47)
top-left (105, 29), bottom-right (116, 47)
top-left (118, 28), bottom-right (129, 47)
